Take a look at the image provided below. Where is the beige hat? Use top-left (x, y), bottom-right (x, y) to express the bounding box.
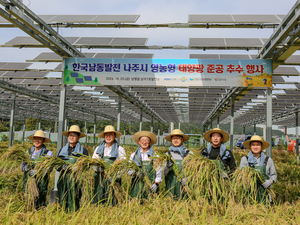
top-left (97, 125), bottom-right (122, 138)
top-left (243, 135), bottom-right (270, 150)
top-left (27, 130), bottom-right (51, 143)
top-left (203, 128), bottom-right (230, 143)
top-left (165, 129), bottom-right (189, 142)
top-left (133, 131), bottom-right (157, 146)
top-left (62, 125), bottom-right (86, 138)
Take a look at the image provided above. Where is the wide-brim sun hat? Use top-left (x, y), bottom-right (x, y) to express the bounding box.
top-left (27, 130), bottom-right (51, 143)
top-left (133, 131), bottom-right (157, 146)
top-left (203, 128), bottom-right (230, 143)
top-left (165, 129), bottom-right (189, 142)
top-left (62, 125), bottom-right (86, 138)
top-left (243, 135), bottom-right (270, 150)
top-left (97, 125), bottom-right (122, 138)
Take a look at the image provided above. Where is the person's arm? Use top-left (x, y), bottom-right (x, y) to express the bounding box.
top-left (239, 156), bottom-right (248, 169)
top-left (222, 151), bottom-right (236, 175)
top-left (92, 146), bottom-right (100, 159)
top-left (47, 151), bottom-right (53, 157)
top-left (117, 146), bottom-right (126, 160)
top-left (266, 158), bottom-right (277, 184)
top-left (83, 147), bottom-right (89, 156)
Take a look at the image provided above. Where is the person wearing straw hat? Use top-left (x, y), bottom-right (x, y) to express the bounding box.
top-left (239, 135), bottom-right (277, 204)
top-left (56, 125), bottom-right (88, 211)
top-left (164, 129), bottom-right (192, 199)
top-left (202, 128), bottom-right (236, 176)
top-left (92, 125), bottom-right (126, 204)
top-left (128, 131), bottom-right (162, 199)
top-left (21, 130), bottom-right (53, 208)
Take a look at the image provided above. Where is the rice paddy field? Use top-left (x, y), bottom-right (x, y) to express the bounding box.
top-left (0, 141), bottom-right (300, 224)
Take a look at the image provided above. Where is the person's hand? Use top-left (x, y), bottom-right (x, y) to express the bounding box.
top-left (150, 183), bottom-right (159, 193)
top-left (166, 160), bottom-right (173, 168)
top-left (108, 176), bottom-right (114, 183)
top-left (24, 164), bottom-right (31, 172)
top-left (128, 169), bottom-right (136, 177)
top-left (136, 171), bottom-right (145, 179)
top-left (262, 180), bottom-right (273, 189)
top-left (62, 164), bottom-right (69, 171)
top-left (180, 177), bottom-right (188, 186)
top-left (29, 169), bottom-right (37, 177)
top-left (92, 166), bottom-right (103, 172)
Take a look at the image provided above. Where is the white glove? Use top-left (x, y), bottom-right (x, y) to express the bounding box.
top-left (29, 169), bottom-right (37, 177)
top-left (262, 179), bottom-right (273, 189)
top-left (23, 164), bottom-right (31, 172)
top-left (128, 169), bottom-right (136, 176)
top-left (92, 166), bottom-right (104, 172)
top-left (180, 177), bottom-right (188, 186)
top-left (150, 183), bottom-right (159, 193)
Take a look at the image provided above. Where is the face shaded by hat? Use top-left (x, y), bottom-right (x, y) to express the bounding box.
top-left (133, 131), bottom-right (157, 146)
top-left (203, 128), bottom-right (230, 143)
top-left (27, 130), bottom-right (51, 143)
top-left (62, 125), bottom-right (86, 138)
top-left (97, 125), bottom-right (122, 139)
top-left (243, 135), bottom-right (270, 151)
top-left (165, 129), bottom-right (189, 142)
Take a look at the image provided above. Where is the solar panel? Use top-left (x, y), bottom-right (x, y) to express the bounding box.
top-left (219, 54), bottom-right (251, 59)
top-left (71, 73), bottom-right (79, 78)
top-left (123, 53), bottom-right (153, 58)
top-left (232, 15), bottom-right (282, 23)
top-left (272, 76), bottom-right (285, 83)
top-left (224, 38), bottom-right (263, 47)
top-left (189, 38), bottom-right (225, 47)
top-left (2, 71), bottom-right (27, 77)
top-left (189, 14), bottom-right (234, 23)
top-left (110, 38), bottom-right (148, 46)
top-left (76, 78), bottom-right (84, 83)
top-left (190, 54), bottom-right (219, 59)
top-left (94, 53), bottom-right (125, 58)
top-left (74, 37), bottom-right (113, 45)
top-left (273, 67), bottom-right (299, 75)
top-left (84, 76), bottom-right (93, 81)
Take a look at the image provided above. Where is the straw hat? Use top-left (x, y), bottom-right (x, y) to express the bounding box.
top-left (203, 128), bottom-right (230, 143)
top-left (243, 135), bottom-right (270, 150)
top-left (165, 129), bottom-right (189, 142)
top-left (97, 125), bottom-right (122, 138)
top-left (27, 130), bottom-right (51, 143)
top-left (62, 125), bottom-right (86, 138)
top-left (133, 131), bottom-right (157, 146)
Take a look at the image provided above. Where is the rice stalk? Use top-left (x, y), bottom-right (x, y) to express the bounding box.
top-left (24, 177), bottom-right (39, 210)
top-left (1, 146), bottom-right (31, 165)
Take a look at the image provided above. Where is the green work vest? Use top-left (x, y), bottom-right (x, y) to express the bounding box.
top-left (165, 159), bottom-right (183, 198)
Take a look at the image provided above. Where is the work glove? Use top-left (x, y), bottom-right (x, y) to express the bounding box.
top-left (92, 166), bottom-right (104, 172)
top-left (29, 169), bottom-right (37, 177)
top-left (136, 171), bottom-right (145, 179)
top-left (108, 176), bottom-right (114, 184)
top-left (222, 172), bottom-right (228, 179)
top-left (23, 164), bottom-right (31, 172)
top-left (128, 169), bottom-right (136, 177)
top-left (262, 180), bottom-right (273, 189)
top-left (180, 177), bottom-right (188, 186)
top-left (150, 183), bottom-right (159, 193)
top-left (62, 164), bottom-right (69, 171)
top-left (166, 160), bottom-right (174, 168)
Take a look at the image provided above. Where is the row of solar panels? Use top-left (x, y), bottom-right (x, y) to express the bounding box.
top-left (3, 36), bottom-right (271, 48)
top-left (0, 14), bottom-right (286, 24)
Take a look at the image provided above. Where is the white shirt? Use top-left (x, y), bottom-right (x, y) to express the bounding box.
top-left (92, 144), bottom-right (126, 160)
top-left (130, 150), bottom-right (163, 183)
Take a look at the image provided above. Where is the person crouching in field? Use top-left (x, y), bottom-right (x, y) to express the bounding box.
top-left (201, 128), bottom-right (236, 177)
top-left (56, 125), bottom-right (88, 211)
top-left (239, 135), bottom-right (277, 204)
top-left (92, 125), bottom-right (126, 205)
top-left (22, 130), bottom-right (53, 209)
top-left (164, 129), bottom-right (192, 199)
top-left (128, 131), bottom-right (162, 199)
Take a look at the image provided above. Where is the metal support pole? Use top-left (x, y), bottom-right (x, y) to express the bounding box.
top-left (9, 91), bottom-right (16, 147)
top-left (203, 126), bottom-right (206, 148)
top-left (93, 115), bottom-right (96, 150)
top-left (54, 119), bottom-right (58, 133)
top-left (117, 94), bottom-right (122, 143)
top-left (230, 96), bottom-right (234, 152)
top-left (38, 116), bottom-right (41, 130)
top-left (284, 126), bottom-right (288, 151)
top-left (63, 108), bottom-right (68, 146)
top-left (22, 118), bottom-right (26, 146)
top-left (49, 121), bottom-right (51, 140)
top-left (254, 124), bottom-right (257, 135)
top-left (51, 84), bottom-right (66, 203)
top-left (217, 112), bottom-right (220, 128)
top-left (243, 127), bottom-right (246, 135)
top-left (178, 122), bottom-right (181, 130)
top-left (139, 109), bottom-right (143, 131)
top-left (123, 130), bottom-right (126, 145)
top-left (151, 117), bottom-right (154, 133)
top-left (210, 120), bottom-right (213, 129)
top-left (296, 112), bottom-right (299, 164)
top-left (85, 121), bottom-right (88, 147)
top-left (266, 87), bottom-right (272, 158)
top-left (158, 129), bottom-right (160, 148)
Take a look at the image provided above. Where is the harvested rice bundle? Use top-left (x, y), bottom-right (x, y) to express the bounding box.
top-left (182, 152), bottom-right (230, 204)
top-left (2, 145), bottom-right (31, 164)
top-left (24, 176), bottom-right (39, 210)
top-left (231, 166), bottom-right (276, 204)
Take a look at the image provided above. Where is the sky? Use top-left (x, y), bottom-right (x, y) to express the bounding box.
top-left (0, 0), bottom-right (299, 134)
